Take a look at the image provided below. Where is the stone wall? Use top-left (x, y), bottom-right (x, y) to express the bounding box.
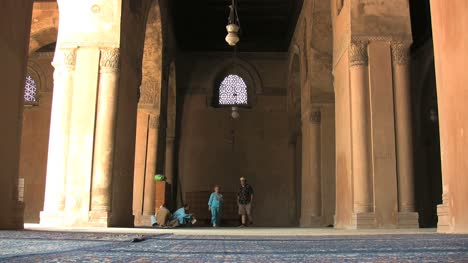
top-left (177, 52), bottom-right (296, 226)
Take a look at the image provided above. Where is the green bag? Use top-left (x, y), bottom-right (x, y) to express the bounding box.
top-left (154, 174), bottom-right (166, 182)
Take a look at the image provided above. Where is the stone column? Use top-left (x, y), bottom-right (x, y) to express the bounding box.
top-left (41, 48), bottom-right (76, 223)
top-left (300, 108), bottom-right (322, 226)
top-left (165, 136), bottom-right (175, 184)
top-left (143, 114), bottom-right (159, 215)
top-left (392, 42), bottom-right (416, 213)
top-left (0, 0), bottom-right (33, 229)
top-left (349, 42), bottom-right (373, 216)
top-left (90, 48), bottom-right (120, 219)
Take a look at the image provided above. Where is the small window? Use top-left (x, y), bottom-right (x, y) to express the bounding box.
top-left (218, 74), bottom-right (248, 106)
top-left (24, 75), bottom-right (38, 105)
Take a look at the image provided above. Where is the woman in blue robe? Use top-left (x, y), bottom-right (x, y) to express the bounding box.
top-left (208, 185), bottom-right (223, 227)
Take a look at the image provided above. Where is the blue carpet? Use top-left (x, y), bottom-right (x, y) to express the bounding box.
top-left (0, 231), bottom-right (467, 262)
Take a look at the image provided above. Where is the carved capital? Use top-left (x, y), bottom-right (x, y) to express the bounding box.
top-left (52, 48), bottom-right (76, 69)
top-left (100, 48), bottom-right (120, 72)
top-left (349, 41), bottom-right (368, 67)
top-left (309, 109), bottom-right (322, 124)
top-left (391, 42), bottom-right (411, 65)
top-left (149, 115), bottom-right (159, 129)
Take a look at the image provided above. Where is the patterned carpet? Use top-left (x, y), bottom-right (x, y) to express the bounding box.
top-left (0, 231), bottom-right (467, 262)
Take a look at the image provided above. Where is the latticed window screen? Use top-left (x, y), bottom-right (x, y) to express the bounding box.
top-left (24, 75), bottom-right (37, 104)
top-left (219, 74), bottom-right (248, 106)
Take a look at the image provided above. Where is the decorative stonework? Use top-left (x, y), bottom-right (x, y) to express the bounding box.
top-left (391, 42), bottom-right (411, 65)
top-left (149, 115), bottom-right (159, 129)
top-left (100, 48), bottom-right (120, 71)
top-left (52, 48), bottom-right (76, 68)
top-left (310, 109), bottom-right (322, 123)
top-left (349, 42), bottom-right (368, 67)
top-left (139, 79), bottom-right (160, 105)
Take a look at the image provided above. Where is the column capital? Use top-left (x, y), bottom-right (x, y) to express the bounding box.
top-left (52, 48), bottom-right (77, 70)
top-left (391, 42), bottom-right (411, 65)
top-left (99, 48), bottom-right (120, 73)
top-left (349, 41), bottom-right (368, 67)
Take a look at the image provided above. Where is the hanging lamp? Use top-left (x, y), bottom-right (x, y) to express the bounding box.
top-left (225, 0), bottom-right (240, 46)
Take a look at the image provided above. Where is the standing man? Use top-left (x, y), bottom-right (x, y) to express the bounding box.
top-left (237, 177), bottom-right (254, 227)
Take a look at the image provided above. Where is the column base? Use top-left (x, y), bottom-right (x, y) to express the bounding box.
top-left (88, 210), bottom-right (111, 227)
top-left (351, 212), bottom-right (376, 229)
top-left (0, 202), bottom-right (24, 230)
top-left (437, 203), bottom-right (450, 233)
top-left (134, 214), bottom-right (153, 227)
top-left (300, 215), bottom-right (323, 227)
top-left (40, 210), bottom-right (65, 227)
top-left (397, 212), bottom-right (419, 228)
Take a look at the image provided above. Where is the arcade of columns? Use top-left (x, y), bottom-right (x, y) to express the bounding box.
top-left (1, 0), bottom-right (467, 233)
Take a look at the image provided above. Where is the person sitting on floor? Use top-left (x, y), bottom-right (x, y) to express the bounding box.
top-left (172, 204), bottom-right (197, 227)
top-left (151, 204), bottom-right (172, 228)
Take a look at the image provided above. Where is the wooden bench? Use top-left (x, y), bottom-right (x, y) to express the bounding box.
top-left (185, 191), bottom-right (239, 226)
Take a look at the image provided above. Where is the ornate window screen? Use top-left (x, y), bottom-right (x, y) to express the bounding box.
top-left (24, 75), bottom-right (37, 104)
top-left (219, 74), bottom-right (248, 105)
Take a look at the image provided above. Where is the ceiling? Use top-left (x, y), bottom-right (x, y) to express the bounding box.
top-left (171, 0), bottom-right (304, 52)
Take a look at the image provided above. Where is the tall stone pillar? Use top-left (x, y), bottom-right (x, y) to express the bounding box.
top-left (430, 0), bottom-right (468, 233)
top-left (392, 43), bottom-right (419, 227)
top-left (165, 136), bottom-right (175, 184)
top-left (0, 0), bottom-right (33, 229)
top-left (142, 114), bottom-right (159, 215)
top-left (89, 48), bottom-right (120, 224)
top-left (300, 108), bottom-right (322, 227)
top-left (41, 48), bottom-right (76, 225)
top-left (349, 42), bottom-right (374, 227)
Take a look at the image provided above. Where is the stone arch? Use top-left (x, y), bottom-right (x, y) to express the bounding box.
top-left (29, 2), bottom-right (59, 55)
top-left (29, 27), bottom-right (58, 55)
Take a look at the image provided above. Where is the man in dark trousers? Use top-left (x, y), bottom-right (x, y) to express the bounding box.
top-left (237, 177), bottom-right (254, 227)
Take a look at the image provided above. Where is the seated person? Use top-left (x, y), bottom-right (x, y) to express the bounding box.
top-left (151, 204), bottom-right (172, 228)
top-left (171, 204), bottom-right (197, 227)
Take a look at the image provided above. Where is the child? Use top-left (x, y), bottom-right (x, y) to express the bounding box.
top-left (208, 185), bottom-right (223, 227)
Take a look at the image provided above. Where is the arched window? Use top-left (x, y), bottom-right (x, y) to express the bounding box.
top-left (24, 75), bottom-right (38, 104)
top-left (218, 74), bottom-right (248, 106)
